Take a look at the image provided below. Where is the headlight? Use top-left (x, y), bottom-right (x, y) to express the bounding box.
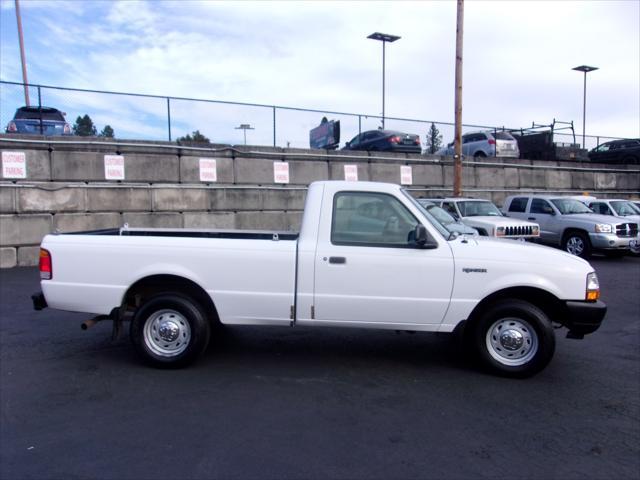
top-left (495, 227), bottom-right (505, 237)
top-left (595, 224), bottom-right (612, 233)
top-left (531, 226), bottom-right (540, 236)
top-left (586, 272), bottom-right (600, 301)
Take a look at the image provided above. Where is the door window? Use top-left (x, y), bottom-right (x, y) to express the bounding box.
top-left (531, 199), bottom-right (554, 215)
top-left (508, 197), bottom-right (529, 213)
top-left (331, 192), bottom-right (419, 247)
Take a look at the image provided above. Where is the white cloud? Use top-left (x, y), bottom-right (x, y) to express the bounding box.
top-left (1, 0), bottom-right (638, 146)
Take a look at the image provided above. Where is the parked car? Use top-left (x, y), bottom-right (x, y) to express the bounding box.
top-left (586, 199), bottom-right (640, 226)
top-left (503, 194), bottom-right (639, 258)
top-left (416, 199), bottom-right (478, 236)
top-left (429, 198), bottom-right (540, 239)
top-left (437, 131), bottom-right (520, 158)
top-left (5, 106), bottom-right (72, 136)
top-left (588, 139), bottom-right (640, 164)
top-left (343, 129), bottom-right (421, 153)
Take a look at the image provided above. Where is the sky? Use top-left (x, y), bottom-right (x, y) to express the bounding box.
top-left (0, 0), bottom-right (639, 149)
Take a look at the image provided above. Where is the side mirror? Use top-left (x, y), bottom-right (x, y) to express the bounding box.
top-left (414, 225), bottom-right (437, 249)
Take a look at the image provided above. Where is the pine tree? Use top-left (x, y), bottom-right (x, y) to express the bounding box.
top-left (426, 122), bottom-right (443, 154)
top-left (73, 114), bottom-right (97, 136)
top-left (99, 125), bottom-right (115, 138)
top-left (73, 114), bottom-right (98, 137)
top-left (177, 130), bottom-right (210, 143)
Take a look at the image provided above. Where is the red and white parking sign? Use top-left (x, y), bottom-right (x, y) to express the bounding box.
top-left (274, 162), bottom-right (290, 184)
top-left (199, 158), bottom-right (217, 182)
top-left (104, 155), bottom-right (125, 180)
top-left (400, 165), bottom-right (413, 185)
top-left (344, 165), bottom-right (358, 182)
top-left (2, 151), bottom-right (27, 179)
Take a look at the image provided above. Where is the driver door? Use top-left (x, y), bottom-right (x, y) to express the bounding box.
top-left (313, 191), bottom-right (454, 327)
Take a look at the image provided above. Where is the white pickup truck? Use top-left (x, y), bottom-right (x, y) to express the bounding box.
top-left (32, 181), bottom-right (606, 378)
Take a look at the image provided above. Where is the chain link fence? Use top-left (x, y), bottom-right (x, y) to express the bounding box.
top-left (0, 80), bottom-right (625, 152)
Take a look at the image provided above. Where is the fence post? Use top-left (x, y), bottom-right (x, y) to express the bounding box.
top-left (37, 85), bottom-right (43, 135)
top-left (273, 106), bottom-right (276, 147)
top-left (166, 97), bottom-right (172, 142)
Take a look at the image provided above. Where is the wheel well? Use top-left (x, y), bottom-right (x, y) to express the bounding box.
top-left (562, 228), bottom-right (590, 244)
top-left (467, 287), bottom-right (566, 328)
top-left (123, 275), bottom-right (220, 325)
top-left (476, 228), bottom-right (489, 236)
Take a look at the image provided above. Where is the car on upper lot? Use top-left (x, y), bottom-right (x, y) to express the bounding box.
top-left (503, 194), bottom-right (639, 257)
top-left (343, 129), bottom-right (421, 153)
top-left (416, 199), bottom-right (478, 236)
top-left (436, 131), bottom-right (520, 158)
top-left (588, 139), bottom-right (640, 164)
top-left (584, 198), bottom-right (640, 226)
top-left (5, 106), bottom-right (72, 136)
top-left (428, 197), bottom-right (540, 240)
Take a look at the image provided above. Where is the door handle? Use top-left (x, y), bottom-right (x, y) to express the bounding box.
top-left (528, 217), bottom-right (536, 221)
top-left (329, 256), bottom-right (346, 264)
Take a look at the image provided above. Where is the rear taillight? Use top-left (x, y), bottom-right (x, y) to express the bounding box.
top-left (389, 136), bottom-right (401, 143)
top-left (7, 121), bottom-right (17, 132)
top-left (414, 136), bottom-right (421, 145)
top-left (39, 248), bottom-right (52, 280)
top-left (63, 123), bottom-right (71, 134)
top-left (488, 139), bottom-right (496, 145)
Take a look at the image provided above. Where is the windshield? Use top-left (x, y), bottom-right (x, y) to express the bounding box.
top-left (403, 191), bottom-right (452, 239)
top-left (611, 201), bottom-right (640, 216)
top-left (458, 201), bottom-right (502, 217)
top-left (550, 198), bottom-right (593, 214)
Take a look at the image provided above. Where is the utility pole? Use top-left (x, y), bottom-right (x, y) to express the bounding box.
top-left (235, 124), bottom-right (254, 145)
top-left (453, 0), bottom-right (464, 197)
top-left (15, 0), bottom-right (30, 106)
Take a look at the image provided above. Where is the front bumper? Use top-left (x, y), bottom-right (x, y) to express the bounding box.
top-left (563, 300), bottom-right (607, 336)
top-left (588, 233), bottom-right (635, 250)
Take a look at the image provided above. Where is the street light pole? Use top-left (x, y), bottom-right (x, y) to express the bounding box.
top-left (15, 0), bottom-right (30, 106)
top-left (572, 65), bottom-right (598, 149)
top-left (235, 124), bottom-right (254, 145)
top-left (367, 32), bottom-right (400, 129)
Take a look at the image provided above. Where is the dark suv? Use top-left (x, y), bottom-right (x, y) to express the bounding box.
top-left (5, 106), bottom-right (72, 136)
top-left (588, 139), bottom-right (640, 164)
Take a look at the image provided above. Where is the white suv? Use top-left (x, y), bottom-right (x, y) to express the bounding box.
top-left (430, 198), bottom-right (540, 239)
top-left (437, 131), bottom-right (520, 158)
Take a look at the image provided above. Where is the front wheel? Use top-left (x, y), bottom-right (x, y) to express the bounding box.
top-left (131, 294), bottom-right (211, 368)
top-left (471, 300), bottom-right (555, 378)
top-left (563, 231), bottom-right (591, 258)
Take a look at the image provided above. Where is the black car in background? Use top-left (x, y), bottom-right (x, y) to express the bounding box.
top-left (588, 138), bottom-right (640, 164)
top-left (5, 106), bottom-right (72, 136)
top-left (343, 129), bottom-right (421, 153)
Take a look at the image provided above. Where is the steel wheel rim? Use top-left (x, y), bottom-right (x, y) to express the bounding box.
top-left (143, 309), bottom-right (191, 357)
top-left (485, 317), bottom-right (538, 366)
top-left (566, 236), bottom-right (584, 256)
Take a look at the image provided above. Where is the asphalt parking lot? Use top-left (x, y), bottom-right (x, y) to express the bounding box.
top-left (1, 256), bottom-right (639, 480)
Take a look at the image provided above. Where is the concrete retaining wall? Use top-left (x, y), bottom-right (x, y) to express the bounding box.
top-left (1, 136), bottom-right (639, 268)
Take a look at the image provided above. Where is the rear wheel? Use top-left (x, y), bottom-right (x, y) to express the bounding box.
top-left (470, 299), bottom-right (555, 378)
top-left (474, 151), bottom-right (487, 158)
top-left (563, 231), bottom-right (591, 258)
top-left (131, 294), bottom-right (211, 368)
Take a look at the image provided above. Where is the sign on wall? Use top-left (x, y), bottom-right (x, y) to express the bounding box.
top-left (199, 158), bottom-right (217, 182)
top-left (104, 155), bottom-right (125, 180)
top-left (344, 164), bottom-right (358, 182)
top-left (2, 151), bottom-right (27, 179)
top-left (400, 165), bottom-right (413, 185)
top-left (274, 162), bottom-right (290, 184)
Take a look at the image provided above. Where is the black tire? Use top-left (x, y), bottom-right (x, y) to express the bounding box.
top-left (470, 299), bottom-right (555, 378)
top-left (130, 294), bottom-right (211, 368)
top-left (562, 231), bottom-right (591, 258)
top-left (473, 151), bottom-right (486, 158)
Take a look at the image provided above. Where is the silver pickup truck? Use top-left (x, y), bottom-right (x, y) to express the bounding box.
top-left (503, 194), bottom-right (639, 258)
